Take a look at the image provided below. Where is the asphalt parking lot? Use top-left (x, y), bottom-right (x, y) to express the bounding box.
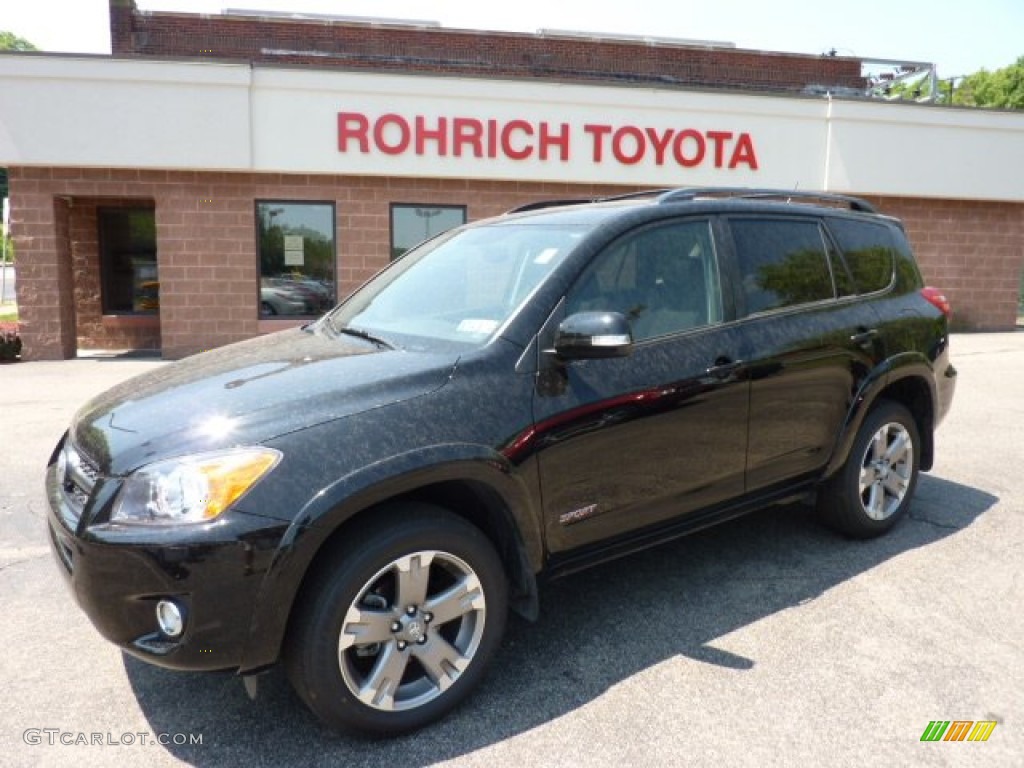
top-left (1, 333), bottom-right (1021, 767)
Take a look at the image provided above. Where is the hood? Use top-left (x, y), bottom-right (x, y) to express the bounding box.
top-left (71, 327), bottom-right (458, 475)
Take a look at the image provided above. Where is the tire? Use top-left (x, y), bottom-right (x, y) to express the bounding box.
top-left (819, 399), bottom-right (921, 539)
top-left (261, 301), bottom-right (277, 316)
top-left (285, 504), bottom-right (508, 735)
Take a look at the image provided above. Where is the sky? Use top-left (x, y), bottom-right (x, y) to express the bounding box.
top-left (2, 0), bottom-right (1021, 79)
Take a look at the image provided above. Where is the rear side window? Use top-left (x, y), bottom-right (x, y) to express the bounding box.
top-left (729, 219), bottom-right (834, 315)
top-left (827, 219), bottom-right (895, 294)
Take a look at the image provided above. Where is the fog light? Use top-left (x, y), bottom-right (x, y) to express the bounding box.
top-left (156, 600), bottom-right (185, 638)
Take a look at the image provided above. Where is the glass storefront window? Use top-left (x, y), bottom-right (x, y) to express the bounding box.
top-left (390, 204), bottom-right (466, 260)
top-left (98, 207), bottom-right (158, 314)
top-left (257, 201), bottom-right (337, 318)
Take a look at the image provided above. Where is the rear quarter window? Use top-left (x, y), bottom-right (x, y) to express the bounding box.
top-left (827, 218), bottom-right (896, 294)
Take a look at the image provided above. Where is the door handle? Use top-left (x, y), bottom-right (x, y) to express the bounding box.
top-left (706, 357), bottom-right (743, 379)
top-left (850, 328), bottom-right (879, 346)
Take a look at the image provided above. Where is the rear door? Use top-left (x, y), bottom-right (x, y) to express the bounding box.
top-left (532, 217), bottom-right (750, 553)
top-left (721, 215), bottom-right (883, 491)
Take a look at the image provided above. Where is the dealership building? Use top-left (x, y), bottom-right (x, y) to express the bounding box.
top-left (0, 0), bottom-right (1021, 359)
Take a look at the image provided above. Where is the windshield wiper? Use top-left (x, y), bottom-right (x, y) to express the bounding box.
top-left (337, 325), bottom-right (395, 350)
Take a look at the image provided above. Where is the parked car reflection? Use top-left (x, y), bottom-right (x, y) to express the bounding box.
top-left (267, 276), bottom-right (334, 312)
top-left (260, 283), bottom-right (310, 316)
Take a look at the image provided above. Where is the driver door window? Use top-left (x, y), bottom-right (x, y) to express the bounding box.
top-left (566, 220), bottom-right (722, 341)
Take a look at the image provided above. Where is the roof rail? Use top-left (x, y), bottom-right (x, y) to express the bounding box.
top-left (597, 188), bottom-right (673, 203)
top-left (505, 198), bottom-right (595, 214)
top-left (507, 187), bottom-right (879, 216)
top-left (656, 187), bottom-right (878, 213)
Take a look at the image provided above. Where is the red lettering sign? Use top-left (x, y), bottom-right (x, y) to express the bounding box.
top-left (336, 111), bottom-right (760, 171)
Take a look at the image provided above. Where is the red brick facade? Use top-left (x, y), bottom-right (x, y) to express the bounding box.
top-left (109, 0), bottom-right (862, 94)
top-left (10, 166), bottom-right (1022, 360)
top-left (864, 196), bottom-right (1024, 332)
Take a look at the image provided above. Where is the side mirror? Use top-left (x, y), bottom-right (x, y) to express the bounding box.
top-left (553, 311), bottom-right (633, 360)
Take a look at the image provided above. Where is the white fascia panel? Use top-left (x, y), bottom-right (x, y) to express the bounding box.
top-left (0, 55), bottom-right (251, 170)
top-left (825, 99), bottom-right (1024, 201)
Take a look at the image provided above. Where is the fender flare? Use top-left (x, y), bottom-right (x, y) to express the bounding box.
top-left (824, 352), bottom-right (938, 479)
top-left (238, 443), bottom-right (543, 672)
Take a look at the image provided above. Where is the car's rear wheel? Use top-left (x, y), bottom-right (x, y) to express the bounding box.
top-left (285, 504), bottom-right (507, 734)
top-left (819, 399), bottom-right (920, 538)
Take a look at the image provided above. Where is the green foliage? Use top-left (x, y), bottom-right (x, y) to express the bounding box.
top-left (881, 57), bottom-right (1023, 109)
top-left (755, 249), bottom-right (833, 306)
top-left (2, 204), bottom-right (13, 264)
top-left (954, 56), bottom-right (1024, 109)
top-left (0, 31), bottom-right (37, 52)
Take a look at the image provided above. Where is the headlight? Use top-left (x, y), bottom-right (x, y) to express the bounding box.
top-left (111, 448), bottom-right (281, 525)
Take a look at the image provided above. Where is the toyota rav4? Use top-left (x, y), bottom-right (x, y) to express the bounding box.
top-left (46, 188), bottom-right (956, 734)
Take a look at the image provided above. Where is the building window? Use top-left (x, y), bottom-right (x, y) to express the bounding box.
top-left (257, 201), bottom-right (336, 318)
top-left (390, 204), bottom-right (467, 260)
top-left (98, 207), bottom-right (158, 314)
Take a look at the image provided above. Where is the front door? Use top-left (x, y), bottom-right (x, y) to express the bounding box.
top-left (532, 218), bottom-right (749, 553)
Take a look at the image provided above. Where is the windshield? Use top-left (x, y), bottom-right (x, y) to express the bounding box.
top-left (326, 223), bottom-right (586, 349)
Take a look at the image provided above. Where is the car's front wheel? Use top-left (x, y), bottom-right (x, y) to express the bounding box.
top-left (819, 399), bottom-right (921, 538)
top-left (285, 504), bottom-right (507, 734)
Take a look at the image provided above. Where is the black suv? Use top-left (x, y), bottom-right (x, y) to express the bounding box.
top-left (46, 188), bottom-right (956, 734)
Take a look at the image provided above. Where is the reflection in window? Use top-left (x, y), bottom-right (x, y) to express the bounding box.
top-left (98, 207), bottom-right (158, 314)
top-left (827, 219), bottom-right (895, 294)
top-left (731, 219), bottom-right (834, 315)
top-left (390, 204), bottom-right (467, 260)
top-left (257, 201), bottom-right (336, 318)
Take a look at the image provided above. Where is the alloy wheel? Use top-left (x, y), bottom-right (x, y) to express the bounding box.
top-left (858, 421), bottom-right (914, 521)
top-left (337, 550), bottom-right (486, 712)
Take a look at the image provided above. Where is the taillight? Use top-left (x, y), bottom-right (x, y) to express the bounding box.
top-left (921, 286), bottom-right (952, 318)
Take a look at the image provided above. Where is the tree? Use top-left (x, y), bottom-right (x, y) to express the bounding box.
top-left (0, 31), bottom-right (38, 52)
top-left (1, 228), bottom-right (13, 265)
top-left (954, 56), bottom-right (1024, 109)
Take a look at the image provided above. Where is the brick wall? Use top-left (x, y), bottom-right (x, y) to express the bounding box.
top-left (9, 168), bottom-right (1021, 360)
top-left (868, 196), bottom-right (1024, 331)
top-left (109, 1), bottom-right (863, 94)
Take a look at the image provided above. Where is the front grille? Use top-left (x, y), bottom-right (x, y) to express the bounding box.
top-left (58, 441), bottom-right (102, 527)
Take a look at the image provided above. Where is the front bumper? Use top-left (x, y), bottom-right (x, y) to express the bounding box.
top-left (45, 457), bottom-right (289, 672)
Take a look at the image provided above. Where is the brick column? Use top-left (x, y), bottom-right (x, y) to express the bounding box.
top-left (10, 173), bottom-right (77, 359)
top-left (108, 0), bottom-right (137, 56)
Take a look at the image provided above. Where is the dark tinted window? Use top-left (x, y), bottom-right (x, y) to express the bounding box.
top-left (730, 219), bottom-right (833, 315)
top-left (827, 240), bottom-right (857, 298)
top-left (98, 207), bottom-right (157, 314)
top-left (567, 220), bottom-right (722, 341)
top-left (828, 219), bottom-right (895, 294)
